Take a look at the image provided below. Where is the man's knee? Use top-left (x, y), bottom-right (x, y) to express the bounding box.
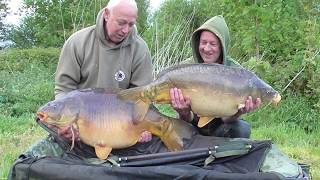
top-left (227, 120), bottom-right (251, 138)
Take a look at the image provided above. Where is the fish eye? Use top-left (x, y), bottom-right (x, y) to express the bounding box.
top-left (267, 90), bottom-right (275, 96)
top-left (49, 103), bottom-right (57, 109)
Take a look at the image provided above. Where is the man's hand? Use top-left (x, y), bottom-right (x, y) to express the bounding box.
top-left (238, 96), bottom-right (262, 115)
top-left (138, 131), bottom-right (152, 143)
top-left (170, 88), bottom-right (192, 122)
top-left (170, 88), bottom-right (191, 112)
top-left (223, 96), bottom-right (262, 123)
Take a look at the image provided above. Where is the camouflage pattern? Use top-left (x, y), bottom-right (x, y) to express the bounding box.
top-left (23, 135), bottom-right (117, 166)
top-left (261, 144), bottom-right (302, 177)
top-left (24, 135), bottom-right (64, 158)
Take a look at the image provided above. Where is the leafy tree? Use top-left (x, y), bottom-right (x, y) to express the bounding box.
top-left (7, 17), bottom-right (37, 48)
top-left (149, 0), bottom-right (320, 111)
top-left (7, 0), bottom-right (150, 48)
top-left (136, 0), bottom-right (150, 33)
top-left (0, 0), bottom-right (9, 37)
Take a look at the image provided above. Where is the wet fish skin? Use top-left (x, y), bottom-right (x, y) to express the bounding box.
top-left (37, 88), bottom-right (189, 159)
top-left (118, 63), bottom-right (281, 127)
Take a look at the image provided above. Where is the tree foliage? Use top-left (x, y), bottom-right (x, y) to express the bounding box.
top-left (136, 0), bottom-right (150, 33)
top-left (3, 0), bottom-right (320, 111)
top-left (6, 0), bottom-right (149, 48)
top-left (145, 0), bottom-right (320, 111)
top-left (0, 0), bottom-right (9, 36)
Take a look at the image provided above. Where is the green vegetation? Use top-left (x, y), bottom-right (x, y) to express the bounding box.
top-left (1, 49), bottom-right (318, 178)
top-left (0, 48), bottom-right (57, 178)
top-left (157, 96), bottom-right (320, 178)
top-left (1, 0), bottom-right (319, 178)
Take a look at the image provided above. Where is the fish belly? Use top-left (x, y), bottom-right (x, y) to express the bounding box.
top-left (77, 118), bottom-right (143, 149)
top-left (184, 88), bottom-right (243, 117)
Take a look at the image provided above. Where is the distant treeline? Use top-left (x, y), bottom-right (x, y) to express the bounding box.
top-left (1, 0), bottom-right (320, 111)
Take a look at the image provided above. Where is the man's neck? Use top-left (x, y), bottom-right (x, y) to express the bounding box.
top-left (104, 23), bottom-right (119, 47)
top-left (104, 33), bottom-right (118, 47)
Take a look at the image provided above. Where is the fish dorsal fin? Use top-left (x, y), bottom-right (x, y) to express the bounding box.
top-left (155, 63), bottom-right (229, 79)
top-left (117, 86), bottom-right (145, 102)
top-left (94, 145), bottom-right (112, 160)
top-left (198, 117), bottom-right (215, 128)
top-left (155, 63), bottom-right (197, 79)
top-left (132, 99), bottom-right (150, 125)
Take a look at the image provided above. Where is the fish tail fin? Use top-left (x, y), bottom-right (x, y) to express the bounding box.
top-left (161, 116), bottom-right (199, 152)
top-left (117, 86), bottom-right (147, 102)
top-left (160, 131), bottom-right (184, 152)
top-left (144, 106), bottom-right (194, 152)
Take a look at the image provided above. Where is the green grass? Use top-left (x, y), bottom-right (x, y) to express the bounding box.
top-left (0, 114), bottom-right (47, 178)
top-left (251, 124), bottom-right (320, 178)
top-left (0, 48), bottom-right (319, 179)
top-left (244, 95), bottom-right (320, 178)
top-left (156, 97), bottom-right (320, 179)
top-left (0, 49), bottom-right (56, 178)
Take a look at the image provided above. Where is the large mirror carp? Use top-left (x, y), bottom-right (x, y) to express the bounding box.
top-left (118, 63), bottom-right (281, 127)
top-left (37, 88), bottom-right (193, 160)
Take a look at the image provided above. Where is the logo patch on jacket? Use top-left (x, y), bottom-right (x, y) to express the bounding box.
top-left (115, 70), bottom-right (125, 82)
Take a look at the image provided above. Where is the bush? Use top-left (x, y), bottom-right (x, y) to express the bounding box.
top-left (242, 50), bottom-right (320, 112)
top-left (0, 48), bottom-right (60, 71)
top-left (0, 48), bottom-right (58, 117)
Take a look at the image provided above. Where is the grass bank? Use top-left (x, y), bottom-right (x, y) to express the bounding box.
top-left (0, 49), bottom-right (319, 179)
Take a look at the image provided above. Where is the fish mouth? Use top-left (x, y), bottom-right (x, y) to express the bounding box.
top-left (37, 112), bottom-right (48, 122)
top-left (273, 94), bottom-right (281, 105)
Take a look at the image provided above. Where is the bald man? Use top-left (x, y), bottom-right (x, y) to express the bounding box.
top-left (55, 0), bottom-right (152, 98)
top-left (51, 0), bottom-right (153, 146)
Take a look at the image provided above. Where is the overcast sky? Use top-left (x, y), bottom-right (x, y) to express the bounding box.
top-left (5, 0), bottom-right (164, 25)
top-left (5, 0), bottom-right (22, 25)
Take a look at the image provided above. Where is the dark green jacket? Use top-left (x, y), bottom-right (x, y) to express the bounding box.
top-left (54, 8), bottom-right (153, 99)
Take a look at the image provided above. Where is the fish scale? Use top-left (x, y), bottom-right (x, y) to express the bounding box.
top-left (118, 63), bottom-right (281, 128)
top-left (37, 88), bottom-right (186, 160)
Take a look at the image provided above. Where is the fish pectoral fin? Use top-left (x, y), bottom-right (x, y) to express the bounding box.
top-left (238, 103), bottom-right (245, 109)
top-left (155, 92), bottom-right (171, 104)
top-left (94, 145), bottom-right (112, 160)
top-left (154, 82), bottom-right (172, 104)
top-left (117, 86), bottom-right (144, 102)
top-left (198, 117), bottom-right (214, 128)
top-left (133, 99), bottom-right (150, 125)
